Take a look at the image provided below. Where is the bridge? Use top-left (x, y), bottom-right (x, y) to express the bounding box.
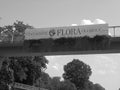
top-left (0, 25), bottom-right (120, 56)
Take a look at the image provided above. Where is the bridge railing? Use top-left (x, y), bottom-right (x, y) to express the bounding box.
top-left (109, 26), bottom-right (120, 37)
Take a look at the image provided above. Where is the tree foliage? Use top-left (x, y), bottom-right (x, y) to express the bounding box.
top-left (63, 59), bottom-right (92, 89)
top-left (93, 83), bottom-right (105, 90)
top-left (35, 71), bottom-right (51, 89)
top-left (0, 58), bottom-right (14, 90)
top-left (35, 73), bottom-right (77, 90)
top-left (13, 20), bottom-right (33, 33)
top-left (0, 56), bottom-right (48, 87)
top-left (9, 56), bottom-right (48, 85)
top-left (59, 80), bottom-right (77, 90)
top-left (0, 59), bottom-right (14, 85)
top-left (42, 76), bottom-right (77, 90)
top-left (0, 20), bottom-right (33, 43)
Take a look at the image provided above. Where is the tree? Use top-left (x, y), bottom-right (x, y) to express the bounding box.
top-left (1, 20), bottom-right (33, 43)
top-left (59, 80), bottom-right (77, 90)
top-left (85, 80), bottom-right (94, 90)
top-left (50, 77), bottom-right (61, 90)
top-left (35, 75), bottom-right (77, 90)
top-left (9, 56), bottom-right (48, 85)
top-left (13, 20), bottom-right (33, 33)
top-left (63, 59), bottom-right (92, 90)
top-left (93, 83), bottom-right (105, 90)
top-left (35, 72), bottom-right (51, 89)
top-left (0, 55), bottom-right (48, 89)
top-left (0, 58), bottom-right (14, 90)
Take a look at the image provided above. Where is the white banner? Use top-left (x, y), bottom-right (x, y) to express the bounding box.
top-left (14, 82), bottom-right (47, 90)
top-left (25, 24), bottom-right (108, 40)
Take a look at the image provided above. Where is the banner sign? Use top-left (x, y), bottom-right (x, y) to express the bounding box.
top-left (25, 24), bottom-right (108, 40)
top-left (14, 82), bottom-right (47, 90)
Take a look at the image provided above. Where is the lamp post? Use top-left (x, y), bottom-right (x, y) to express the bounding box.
top-left (11, 26), bottom-right (16, 43)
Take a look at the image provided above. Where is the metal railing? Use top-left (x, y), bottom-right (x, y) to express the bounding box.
top-left (109, 26), bottom-right (120, 37)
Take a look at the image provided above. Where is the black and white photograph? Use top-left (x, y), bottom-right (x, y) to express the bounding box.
top-left (0, 0), bottom-right (120, 90)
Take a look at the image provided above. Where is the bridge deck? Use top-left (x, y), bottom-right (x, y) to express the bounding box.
top-left (0, 37), bottom-right (120, 56)
top-left (1, 26), bottom-right (120, 56)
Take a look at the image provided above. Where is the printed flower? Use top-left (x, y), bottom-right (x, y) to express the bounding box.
top-left (49, 29), bottom-right (56, 37)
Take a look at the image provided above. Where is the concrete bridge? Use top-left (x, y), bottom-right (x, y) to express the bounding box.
top-left (0, 26), bottom-right (120, 56)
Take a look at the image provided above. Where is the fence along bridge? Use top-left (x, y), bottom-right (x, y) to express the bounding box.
top-left (0, 25), bottom-right (120, 56)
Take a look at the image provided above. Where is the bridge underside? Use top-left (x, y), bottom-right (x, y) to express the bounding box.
top-left (0, 37), bottom-right (120, 56)
top-left (1, 50), bottom-right (120, 57)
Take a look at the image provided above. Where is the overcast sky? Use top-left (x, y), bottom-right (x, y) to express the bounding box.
top-left (0, 0), bottom-right (120, 27)
top-left (0, 0), bottom-right (120, 90)
top-left (46, 54), bottom-right (120, 90)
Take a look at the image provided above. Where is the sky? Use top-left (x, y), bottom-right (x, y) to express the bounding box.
top-left (0, 0), bottom-right (120, 90)
top-left (0, 0), bottom-right (120, 27)
top-left (46, 54), bottom-right (120, 90)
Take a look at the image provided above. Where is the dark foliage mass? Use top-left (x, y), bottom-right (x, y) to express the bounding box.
top-left (63, 59), bottom-right (92, 89)
top-left (0, 56), bottom-right (48, 90)
top-left (25, 35), bottom-right (111, 53)
top-left (8, 56), bottom-right (48, 85)
top-left (36, 74), bottom-right (77, 90)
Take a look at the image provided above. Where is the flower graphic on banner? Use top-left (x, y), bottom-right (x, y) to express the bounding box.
top-left (49, 29), bottom-right (56, 37)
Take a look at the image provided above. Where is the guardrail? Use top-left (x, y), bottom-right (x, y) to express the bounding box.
top-left (109, 26), bottom-right (120, 37)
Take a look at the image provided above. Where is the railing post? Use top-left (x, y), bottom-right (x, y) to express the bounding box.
top-left (113, 27), bottom-right (116, 37)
